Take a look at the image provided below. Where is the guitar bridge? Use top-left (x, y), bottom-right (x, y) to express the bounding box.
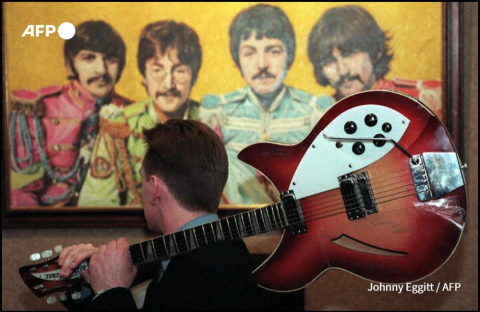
top-left (338, 172), bottom-right (377, 220)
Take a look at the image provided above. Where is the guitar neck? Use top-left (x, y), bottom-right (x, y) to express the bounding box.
top-left (129, 202), bottom-right (286, 266)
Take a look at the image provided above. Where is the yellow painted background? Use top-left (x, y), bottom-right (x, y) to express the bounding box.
top-left (4, 2), bottom-right (443, 195)
top-left (4, 2), bottom-right (442, 103)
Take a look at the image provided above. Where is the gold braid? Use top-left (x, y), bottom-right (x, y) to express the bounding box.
top-left (90, 118), bottom-right (141, 203)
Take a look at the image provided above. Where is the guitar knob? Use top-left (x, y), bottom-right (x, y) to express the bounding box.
top-left (60, 292), bottom-right (68, 302)
top-left (46, 295), bottom-right (57, 304)
top-left (55, 245), bottom-right (63, 254)
top-left (42, 250), bottom-right (53, 260)
top-left (71, 291), bottom-right (82, 300)
top-left (30, 253), bottom-right (41, 264)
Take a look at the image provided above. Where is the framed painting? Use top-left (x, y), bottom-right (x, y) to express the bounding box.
top-left (2, 2), bottom-right (463, 227)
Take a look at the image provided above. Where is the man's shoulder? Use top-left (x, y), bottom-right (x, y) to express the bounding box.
top-left (388, 77), bottom-right (442, 90)
top-left (11, 84), bottom-right (64, 101)
top-left (111, 92), bottom-right (134, 106)
top-left (123, 99), bottom-right (149, 119)
top-left (201, 87), bottom-right (248, 108)
top-left (10, 84), bottom-right (65, 116)
top-left (286, 85), bottom-right (335, 110)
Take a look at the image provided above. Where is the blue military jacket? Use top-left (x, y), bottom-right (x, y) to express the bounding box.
top-left (199, 85), bottom-right (334, 205)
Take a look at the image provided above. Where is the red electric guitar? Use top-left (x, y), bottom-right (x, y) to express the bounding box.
top-left (19, 90), bottom-right (467, 303)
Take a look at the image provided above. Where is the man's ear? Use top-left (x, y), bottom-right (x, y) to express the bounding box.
top-left (149, 174), bottom-right (163, 205)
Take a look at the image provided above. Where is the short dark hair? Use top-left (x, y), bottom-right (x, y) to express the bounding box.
top-left (229, 4), bottom-right (296, 69)
top-left (64, 20), bottom-right (126, 82)
top-left (308, 5), bottom-right (393, 86)
top-left (142, 120), bottom-right (228, 213)
top-left (137, 21), bottom-right (202, 86)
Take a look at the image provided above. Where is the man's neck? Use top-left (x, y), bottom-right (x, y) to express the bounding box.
top-left (252, 85), bottom-right (284, 110)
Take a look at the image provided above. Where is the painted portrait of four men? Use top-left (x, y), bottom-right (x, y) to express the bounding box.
top-left (5, 3), bottom-right (443, 209)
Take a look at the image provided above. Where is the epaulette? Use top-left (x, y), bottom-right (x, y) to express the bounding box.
top-left (315, 95), bottom-right (335, 110)
top-left (391, 77), bottom-right (418, 88)
top-left (201, 94), bottom-right (221, 108)
top-left (123, 101), bottom-right (147, 119)
top-left (290, 87), bottom-right (314, 103)
top-left (38, 85), bottom-right (63, 97)
top-left (9, 85), bottom-right (62, 116)
top-left (223, 88), bottom-right (248, 103)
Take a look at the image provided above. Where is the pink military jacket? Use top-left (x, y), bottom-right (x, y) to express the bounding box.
top-left (372, 78), bottom-right (443, 118)
top-left (9, 80), bottom-right (132, 207)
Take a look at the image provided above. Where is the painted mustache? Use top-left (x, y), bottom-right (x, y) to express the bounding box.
top-left (335, 74), bottom-right (363, 89)
top-left (252, 68), bottom-right (276, 80)
top-left (156, 88), bottom-right (182, 98)
top-left (87, 74), bottom-right (113, 85)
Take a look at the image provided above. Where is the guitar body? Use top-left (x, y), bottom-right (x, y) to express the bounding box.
top-left (239, 90), bottom-right (466, 291)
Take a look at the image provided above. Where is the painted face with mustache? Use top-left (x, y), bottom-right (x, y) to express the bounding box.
top-left (143, 48), bottom-right (193, 122)
top-left (238, 32), bottom-right (288, 95)
top-left (71, 50), bottom-right (119, 99)
top-left (321, 47), bottom-right (376, 100)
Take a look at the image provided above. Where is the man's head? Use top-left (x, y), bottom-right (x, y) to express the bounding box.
top-left (229, 4), bottom-right (295, 95)
top-left (308, 5), bottom-right (393, 99)
top-left (137, 21), bottom-right (202, 120)
top-left (64, 20), bottom-right (126, 99)
top-left (141, 119), bottom-right (228, 230)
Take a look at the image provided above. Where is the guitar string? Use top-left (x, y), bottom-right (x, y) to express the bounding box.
top-left (129, 167), bottom-right (424, 263)
top-left (129, 171), bottom-right (422, 263)
top-left (129, 186), bottom-right (424, 265)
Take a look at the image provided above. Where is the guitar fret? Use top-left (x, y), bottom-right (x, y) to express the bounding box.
top-left (191, 227), bottom-right (200, 248)
top-left (183, 230), bottom-right (190, 251)
top-left (150, 240), bottom-right (158, 259)
top-left (254, 209), bottom-right (266, 233)
top-left (239, 214), bottom-right (248, 237)
top-left (194, 226), bottom-right (207, 246)
top-left (275, 203), bottom-right (285, 228)
top-left (139, 242), bottom-right (146, 262)
top-left (129, 244), bottom-right (143, 264)
top-left (203, 223), bottom-right (215, 244)
top-left (248, 210), bottom-right (259, 234)
top-left (218, 220), bottom-right (225, 241)
top-left (172, 234), bottom-right (179, 254)
top-left (260, 208), bottom-right (269, 232)
top-left (229, 217), bottom-right (240, 239)
top-left (267, 205), bottom-right (278, 230)
top-left (164, 235), bottom-right (172, 256)
top-left (244, 211), bottom-right (255, 235)
top-left (235, 214), bottom-right (245, 237)
top-left (210, 223), bottom-right (217, 242)
top-left (220, 218), bottom-right (232, 240)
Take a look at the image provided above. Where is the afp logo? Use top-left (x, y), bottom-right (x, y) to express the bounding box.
top-left (22, 22), bottom-right (75, 40)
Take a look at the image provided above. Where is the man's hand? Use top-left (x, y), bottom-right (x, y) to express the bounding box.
top-left (84, 238), bottom-right (138, 294)
top-left (59, 243), bottom-right (98, 278)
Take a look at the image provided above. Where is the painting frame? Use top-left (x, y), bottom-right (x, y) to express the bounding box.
top-left (2, 2), bottom-right (464, 228)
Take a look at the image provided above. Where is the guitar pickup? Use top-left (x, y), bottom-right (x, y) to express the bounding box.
top-left (280, 190), bottom-right (307, 235)
top-left (338, 172), bottom-right (377, 220)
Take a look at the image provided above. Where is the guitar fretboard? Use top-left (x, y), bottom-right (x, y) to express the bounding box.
top-left (129, 202), bottom-right (286, 265)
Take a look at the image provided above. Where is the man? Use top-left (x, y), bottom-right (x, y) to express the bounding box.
top-left (199, 4), bottom-right (334, 205)
top-left (9, 20), bottom-right (132, 207)
top-left (58, 120), bottom-right (269, 311)
top-left (77, 20), bottom-right (202, 206)
top-left (307, 5), bottom-right (442, 116)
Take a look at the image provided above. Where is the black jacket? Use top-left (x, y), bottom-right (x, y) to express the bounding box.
top-left (68, 240), bottom-right (269, 311)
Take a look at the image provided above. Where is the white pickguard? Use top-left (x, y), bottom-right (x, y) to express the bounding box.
top-left (290, 105), bottom-right (409, 199)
